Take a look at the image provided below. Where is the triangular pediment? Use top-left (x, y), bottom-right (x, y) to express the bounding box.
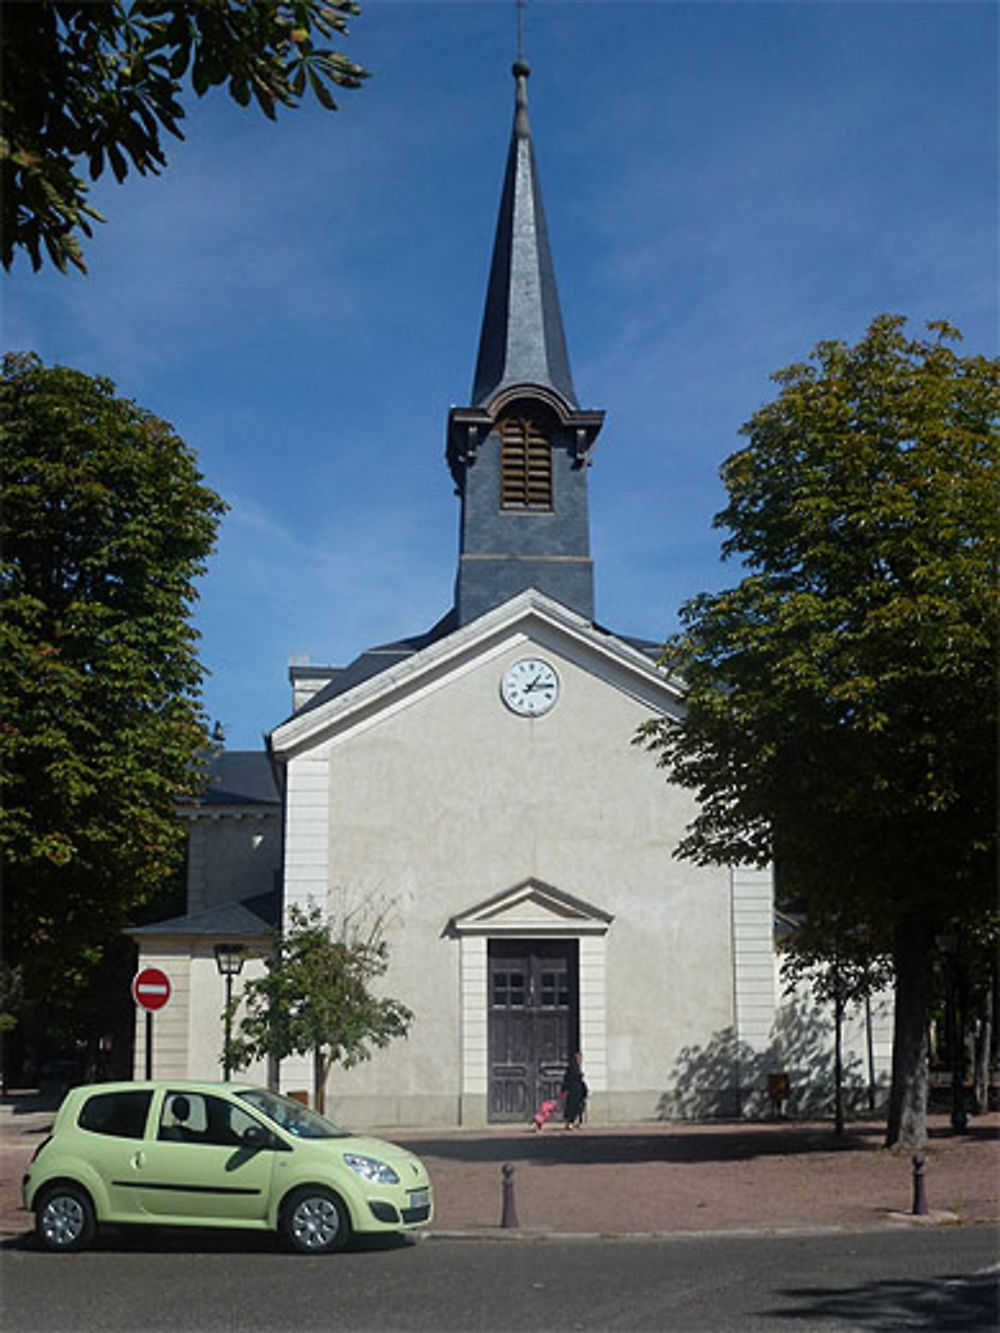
top-left (450, 878), bottom-right (613, 937)
top-left (270, 589), bottom-right (684, 759)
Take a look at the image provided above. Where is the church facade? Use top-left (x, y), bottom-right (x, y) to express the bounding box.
top-left (131, 61), bottom-right (892, 1128)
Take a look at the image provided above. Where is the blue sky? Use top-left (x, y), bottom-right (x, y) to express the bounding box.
top-left (5, 1), bottom-right (996, 749)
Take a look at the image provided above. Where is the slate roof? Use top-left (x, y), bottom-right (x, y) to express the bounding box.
top-left (128, 890), bottom-right (279, 939)
top-left (199, 750), bottom-right (281, 806)
top-left (286, 607), bottom-right (458, 723)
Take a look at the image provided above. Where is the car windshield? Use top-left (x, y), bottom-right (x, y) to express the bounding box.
top-left (236, 1088), bottom-right (348, 1139)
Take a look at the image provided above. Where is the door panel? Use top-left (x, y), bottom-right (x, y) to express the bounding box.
top-left (137, 1091), bottom-right (275, 1221)
top-left (488, 941), bottom-right (577, 1122)
top-left (136, 1141), bottom-right (275, 1220)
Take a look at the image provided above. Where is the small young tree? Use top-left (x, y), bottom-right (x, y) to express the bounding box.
top-left (227, 903), bottom-right (412, 1113)
top-left (780, 909), bottom-right (893, 1134)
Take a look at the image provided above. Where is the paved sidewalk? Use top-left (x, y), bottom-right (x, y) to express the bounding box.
top-left (3, 1092), bottom-right (997, 1242)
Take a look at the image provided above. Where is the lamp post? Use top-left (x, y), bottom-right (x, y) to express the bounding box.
top-left (214, 942), bottom-right (246, 1081)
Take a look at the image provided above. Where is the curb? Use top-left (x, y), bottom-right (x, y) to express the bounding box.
top-left (4, 1215), bottom-right (988, 1247)
top-left (422, 1215), bottom-right (984, 1242)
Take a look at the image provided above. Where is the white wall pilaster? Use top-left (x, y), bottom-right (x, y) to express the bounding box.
top-left (578, 934), bottom-right (607, 1093)
top-left (731, 865), bottom-right (776, 1112)
top-left (280, 752), bottom-right (331, 1098)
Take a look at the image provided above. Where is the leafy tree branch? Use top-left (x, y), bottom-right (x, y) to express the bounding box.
top-left (2, 1), bottom-right (368, 273)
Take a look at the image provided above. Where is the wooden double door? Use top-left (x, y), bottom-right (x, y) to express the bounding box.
top-left (488, 940), bottom-right (578, 1123)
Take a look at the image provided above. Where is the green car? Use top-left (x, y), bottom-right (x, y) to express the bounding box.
top-left (22, 1080), bottom-right (433, 1254)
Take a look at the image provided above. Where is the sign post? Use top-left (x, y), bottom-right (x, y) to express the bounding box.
top-left (131, 967), bottom-right (171, 1079)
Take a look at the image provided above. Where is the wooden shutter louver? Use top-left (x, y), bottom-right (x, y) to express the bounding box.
top-left (500, 417), bottom-right (552, 510)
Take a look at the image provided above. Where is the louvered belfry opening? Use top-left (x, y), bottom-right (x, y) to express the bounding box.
top-left (499, 415), bottom-right (552, 510)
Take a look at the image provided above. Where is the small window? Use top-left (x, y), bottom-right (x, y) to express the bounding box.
top-left (540, 970), bottom-right (569, 1008)
top-left (500, 417), bottom-right (552, 510)
top-left (491, 970), bottom-right (527, 1009)
top-left (78, 1090), bottom-right (152, 1140)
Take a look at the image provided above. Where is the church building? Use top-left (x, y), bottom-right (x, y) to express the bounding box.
top-left (131, 59), bottom-right (891, 1127)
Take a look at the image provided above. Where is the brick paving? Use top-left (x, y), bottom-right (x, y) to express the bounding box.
top-left (3, 1093), bottom-right (997, 1242)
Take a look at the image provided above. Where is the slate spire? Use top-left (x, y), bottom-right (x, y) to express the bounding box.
top-left (470, 59), bottom-right (578, 409)
top-left (447, 52), bottom-right (603, 629)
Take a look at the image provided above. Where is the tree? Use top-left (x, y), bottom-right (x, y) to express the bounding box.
top-left (2, 1), bottom-right (368, 274)
top-left (1, 352), bottom-right (226, 1063)
top-left (227, 903), bottom-right (413, 1113)
top-left (780, 909), bottom-right (893, 1134)
top-left (638, 315), bottom-right (998, 1149)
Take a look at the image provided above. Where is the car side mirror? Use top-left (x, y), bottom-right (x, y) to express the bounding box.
top-left (243, 1124), bottom-right (276, 1150)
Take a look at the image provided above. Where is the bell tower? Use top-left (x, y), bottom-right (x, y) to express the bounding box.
top-left (447, 59), bottom-right (604, 627)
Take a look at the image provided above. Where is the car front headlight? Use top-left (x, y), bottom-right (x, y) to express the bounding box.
top-left (343, 1152), bottom-right (400, 1185)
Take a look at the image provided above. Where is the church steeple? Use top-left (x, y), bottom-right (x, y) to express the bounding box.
top-left (447, 58), bottom-right (604, 628)
top-left (470, 59), bottom-right (578, 410)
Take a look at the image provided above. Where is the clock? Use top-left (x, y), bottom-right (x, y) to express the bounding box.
top-left (500, 657), bottom-right (560, 717)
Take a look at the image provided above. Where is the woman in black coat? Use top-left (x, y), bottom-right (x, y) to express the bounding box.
top-left (561, 1051), bottom-right (587, 1128)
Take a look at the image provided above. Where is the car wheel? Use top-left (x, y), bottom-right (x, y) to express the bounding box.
top-left (280, 1186), bottom-right (350, 1254)
top-left (36, 1184), bottom-right (96, 1253)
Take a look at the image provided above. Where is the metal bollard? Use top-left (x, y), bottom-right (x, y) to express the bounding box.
top-left (500, 1162), bottom-right (519, 1228)
top-left (911, 1154), bottom-right (928, 1216)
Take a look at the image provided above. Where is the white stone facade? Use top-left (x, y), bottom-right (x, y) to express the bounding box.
top-left (130, 591), bottom-right (895, 1126)
top-left (266, 591), bottom-right (773, 1128)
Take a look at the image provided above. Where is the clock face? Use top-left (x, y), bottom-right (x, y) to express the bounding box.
top-left (501, 657), bottom-right (560, 716)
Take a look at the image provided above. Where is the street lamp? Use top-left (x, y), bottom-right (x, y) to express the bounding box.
top-left (214, 942), bottom-right (246, 1081)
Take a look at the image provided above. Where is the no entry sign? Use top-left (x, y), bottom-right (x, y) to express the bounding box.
top-left (132, 967), bottom-right (171, 1012)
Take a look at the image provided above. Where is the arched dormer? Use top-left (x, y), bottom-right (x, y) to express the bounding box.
top-left (498, 404), bottom-right (555, 512)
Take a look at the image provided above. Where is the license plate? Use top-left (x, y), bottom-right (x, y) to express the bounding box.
top-left (409, 1188), bottom-right (429, 1209)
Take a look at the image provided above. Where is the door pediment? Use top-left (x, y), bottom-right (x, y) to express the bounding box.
top-left (450, 878), bottom-right (612, 936)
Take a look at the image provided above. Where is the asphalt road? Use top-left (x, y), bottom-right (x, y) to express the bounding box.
top-left (2, 1225), bottom-right (998, 1332)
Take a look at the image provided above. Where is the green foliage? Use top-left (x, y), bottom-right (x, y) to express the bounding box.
top-left (227, 903), bottom-right (412, 1104)
top-left (0, 352), bottom-right (226, 1038)
top-left (2, 1), bottom-right (368, 273)
top-left (640, 315), bottom-right (997, 917)
top-left (638, 315), bottom-right (998, 1144)
top-left (0, 965), bottom-right (25, 1037)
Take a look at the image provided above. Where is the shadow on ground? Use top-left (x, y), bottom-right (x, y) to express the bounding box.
top-left (5, 1225), bottom-right (415, 1257)
top-left (762, 1270), bottom-right (1000, 1331)
top-left (394, 1119), bottom-right (997, 1168)
top-left (395, 1125), bottom-right (879, 1167)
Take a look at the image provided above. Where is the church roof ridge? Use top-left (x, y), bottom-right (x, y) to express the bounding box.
top-left (270, 589), bottom-right (686, 757)
top-left (470, 57), bottom-right (578, 410)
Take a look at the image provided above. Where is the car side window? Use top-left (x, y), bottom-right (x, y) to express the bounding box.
top-left (78, 1090), bottom-right (152, 1139)
top-left (158, 1092), bottom-right (262, 1147)
top-left (158, 1092), bottom-right (206, 1142)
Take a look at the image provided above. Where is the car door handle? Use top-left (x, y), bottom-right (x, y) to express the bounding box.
top-left (131, 1150), bottom-right (146, 1169)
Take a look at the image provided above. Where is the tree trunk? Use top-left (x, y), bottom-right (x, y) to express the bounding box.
top-left (972, 968), bottom-right (993, 1115)
top-left (885, 916), bottom-right (930, 1148)
top-left (833, 990), bottom-right (845, 1136)
top-left (313, 1048), bottom-right (326, 1115)
top-left (865, 993), bottom-right (876, 1112)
